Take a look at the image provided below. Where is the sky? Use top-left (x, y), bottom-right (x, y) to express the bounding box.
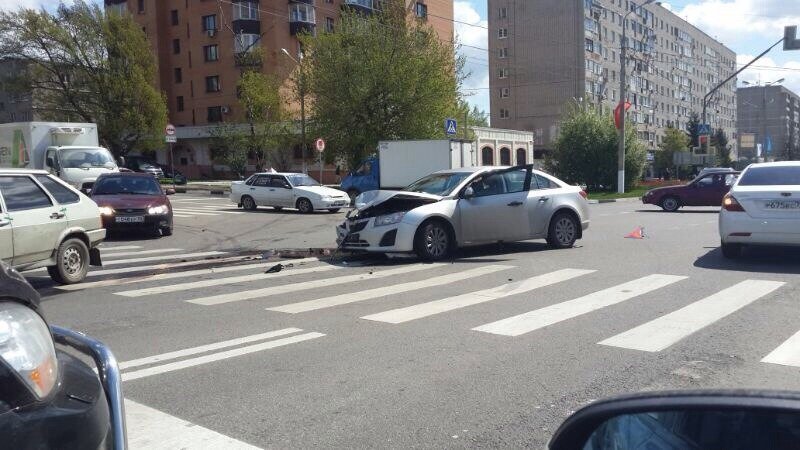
top-left (4, 0), bottom-right (800, 119)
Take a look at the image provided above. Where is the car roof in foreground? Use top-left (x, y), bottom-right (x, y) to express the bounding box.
top-left (745, 161), bottom-right (800, 169)
top-left (432, 166), bottom-right (513, 174)
top-left (96, 172), bottom-right (158, 179)
top-left (251, 172), bottom-right (308, 176)
top-left (0, 168), bottom-right (49, 175)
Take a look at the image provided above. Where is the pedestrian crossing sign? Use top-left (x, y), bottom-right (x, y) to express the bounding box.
top-left (445, 118), bottom-right (457, 136)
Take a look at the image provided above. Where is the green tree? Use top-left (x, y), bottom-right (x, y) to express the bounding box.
top-left (0, 1), bottom-right (167, 157)
top-left (299, 0), bottom-right (462, 168)
top-left (209, 70), bottom-right (291, 176)
top-left (686, 112), bottom-right (700, 149)
top-left (712, 127), bottom-right (732, 167)
top-left (455, 98), bottom-right (488, 139)
top-left (655, 126), bottom-right (689, 178)
top-left (545, 103), bottom-right (646, 191)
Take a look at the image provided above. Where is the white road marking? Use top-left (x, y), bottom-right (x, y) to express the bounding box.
top-left (763, 330), bottom-right (800, 368)
top-left (126, 399), bottom-right (262, 450)
top-left (188, 264), bottom-right (440, 306)
top-left (85, 255), bottom-right (253, 277)
top-left (119, 328), bottom-right (303, 370)
top-left (95, 248), bottom-right (182, 258)
top-left (57, 257), bottom-right (320, 291)
top-left (173, 208), bottom-right (244, 215)
top-left (172, 214), bottom-right (193, 218)
top-left (362, 269), bottom-right (595, 324)
top-left (600, 280), bottom-right (785, 352)
top-left (170, 209), bottom-right (219, 216)
top-left (102, 251), bottom-right (227, 266)
top-left (99, 245), bottom-right (142, 251)
top-left (172, 196), bottom-right (230, 201)
top-left (115, 264), bottom-right (341, 297)
top-left (171, 204), bottom-right (233, 209)
top-left (268, 265), bottom-right (514, 314)
top-left (122, 332), bottom-right (325, 381)
top-left (473, 274), bottom-right (687, 337)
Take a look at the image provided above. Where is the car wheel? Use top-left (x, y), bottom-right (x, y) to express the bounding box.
top-left (297, 198), bottom-right (314, 214)
top-left (47, 238), bottom-right (90, 285)
top-left (660, 196), bottom-right (680, 212)
top-left (241, 195), bottom-right (257, 211)
top-left (547, 211), bottom-right (579, 249)
top-left (328, 208), bottom-right (341, 213)
top-left (414, 220), bottom-right (451, 261)
top-left (721, 242), bottom-right (742, 259)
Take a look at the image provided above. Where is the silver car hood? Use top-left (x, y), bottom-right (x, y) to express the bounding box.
top-left (352, 190), bottom-right (442, 215)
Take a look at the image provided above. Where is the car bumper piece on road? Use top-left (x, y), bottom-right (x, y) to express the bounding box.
top-left (719, 211), bottom-right (800, 246)
top-left (336, 219), bottom-right (415, 252)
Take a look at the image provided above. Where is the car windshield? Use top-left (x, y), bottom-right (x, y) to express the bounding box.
top-left (286, 174), bottom-right (320, 187)
top-left (92, 176), bottom-right (162, 195)
top-left (59, 148), bottom-right (116, 168)
top-left (403, 172), bottom-right (471, 196)
top-left (738, 166), bottom-right (800, 186)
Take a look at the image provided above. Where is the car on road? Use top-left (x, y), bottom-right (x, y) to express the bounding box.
top-left (0, 261), bottom-right (126, 449)
top-left (719, 161), bottom-right (800, 258)
top-left (336, 165), bottom-right (590, 260)
top-left (91, 172), bottom-right (175, 236)
top-left (156, 163), bottom-right (187, 185)
top-left (642, 169), bottom-right (739, 212)
top-left (123, 156), bottom-right (164, 178)
top-left (0, 169), bottom-right (104, 284)
top-left (231, 172), bottom-right (350, 213)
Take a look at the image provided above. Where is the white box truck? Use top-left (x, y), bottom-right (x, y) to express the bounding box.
top-left (0, 122), bottom-right (119, 191)
top-left (339, 139), bottom-right (474, 197)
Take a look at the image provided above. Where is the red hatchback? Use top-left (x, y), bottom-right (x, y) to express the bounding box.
top-left (642, 170), bottom-right (740, 212)
top-left (91, 173), bottom-right (174, 236)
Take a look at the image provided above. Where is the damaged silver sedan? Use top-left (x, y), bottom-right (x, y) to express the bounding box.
top-left (336, 165), bottom-right (590, 261)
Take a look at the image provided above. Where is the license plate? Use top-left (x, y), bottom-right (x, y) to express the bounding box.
top-left (116, 216), bottom-right (145, 223)
top-left (765, 201), bottom-right (800, 209)
top-left (333, 201), bottom-right (346, 206)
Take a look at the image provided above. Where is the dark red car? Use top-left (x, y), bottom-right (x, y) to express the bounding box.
top-left (91, 172), bottom-right (174, 236)
top-left (642, 170), bottom-right (740, 212)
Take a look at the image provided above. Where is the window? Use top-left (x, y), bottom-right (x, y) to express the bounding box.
top-left (289, 3), bottom-right (315, 23)
top-left (0, 176), bottom-right (53, 211)
top-left (203, 15), bottom-right (217, 31)
top-left (204, 45), bottom-right (219, 62)
top-left (177, 96), bottom-right (184, 112)
top-left (498, 67), bottom-right (508, 79)
top-left (498, 6), bottom-right (507, 19)
top-left (499, 87), bottom-right (509, 98)
top-left (271, 176), bottom-right (290, 188)
top-left (235, 33), bottom-right (260, 53)
top-left (137, 0), bottom-right (144, 13)
top-left (499, 108), bottom-right (509, 119)
top-left (325, 17), bottom-right (334, 32)
top-left (585, 38), bottom-right (594, 52)
top-left (172, 38), bottom-right (180, 54)
top-left (173, 67), bottom-right (182, 83)
top-left (471, 172), bottom-right (506, 197)
top-left (481, 147), bottom-right (494, 165)
top-left (499, 148), bottom-right (511, 165)
top-left (503, 169), bottom-right (528, 193)
top-left (498, 47), bottom-right (508, 59)
top-left (252, 175), bottom-right (271, 186)
top-left (207, 106), bottom-right (223, 123)
top-left (233, 1), bottom-right (258, 20)
top-left (498, 28), bottom-right (508, 39)
top-left (206, 76), bottom-right (220, 93)
top-left (415, 2), bottom-right (427, 19)
top-left (534, 173), bottom-right (559, 189)
top-left (170, 9), bottom-right (179, 25)
top-left (516, 148), bottom-right (526, 165)
top-left (35, 175), bottom-right (79, 205)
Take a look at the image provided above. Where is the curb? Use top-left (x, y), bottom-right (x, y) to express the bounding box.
top-left (588, 196), bottom-right (642, 204)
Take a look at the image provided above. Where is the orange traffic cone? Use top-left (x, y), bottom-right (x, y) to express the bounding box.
top-left (625, 226), bottom-right (645, 239)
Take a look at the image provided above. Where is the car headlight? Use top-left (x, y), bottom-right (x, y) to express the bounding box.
top-left (374, 211), bottom-right (406, 227)
top-left (320, 195), bottom-right (333, 201)
top-left (99, 206), bottom-right (115, 216)
top-left (0, 302), bottom-right (58, 399)
top-left (147, 205), bottom-right (169, 215)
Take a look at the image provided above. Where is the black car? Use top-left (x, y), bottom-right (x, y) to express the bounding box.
top-left (0, 261), bottom-right (126, 449)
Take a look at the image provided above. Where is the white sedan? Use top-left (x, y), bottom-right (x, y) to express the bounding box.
top-left (231, 172), bottom-right (350, 213)
top-left (719, 161), bottom-right (800, 258)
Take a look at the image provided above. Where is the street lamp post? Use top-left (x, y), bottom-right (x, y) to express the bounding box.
top-left (618, 0), bottom-right (656, 194)
top-left (282, 48), bottom-right (308, 174)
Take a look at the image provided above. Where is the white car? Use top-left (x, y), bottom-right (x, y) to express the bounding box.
top-left (0, 169), bottom-right (105, 284)
top-left (337, 165), bottom-right (590, 261)
top-left (719, 161), bottom-right (800, 258)
top-left (231, 172), bottom-right (350, 213)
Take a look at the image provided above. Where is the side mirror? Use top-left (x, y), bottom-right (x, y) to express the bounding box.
top-left (165, 188), bottom-right (175, 195)
top-left (46, 156), bottom-right (55, 168)
top-left (282, 183), bottom-right (291, 189)
top-left (463, 186), bottom-right (475, 199)
top-left (548, 390), bottom-right (800, 450)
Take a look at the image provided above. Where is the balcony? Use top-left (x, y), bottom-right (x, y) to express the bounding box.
top-left (343, 0), bottom-right (382, 13)
top-left (289, 1), bottom-right (316, 35)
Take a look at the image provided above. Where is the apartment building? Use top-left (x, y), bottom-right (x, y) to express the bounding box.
top-left (0, 59), bottom-right (38, 124)
top-left (488, 0), bottom-right (737, 163)
top-left (737, 84), bottom-right (800, 162)
top-left (105, 0), bottom-right (453, 178)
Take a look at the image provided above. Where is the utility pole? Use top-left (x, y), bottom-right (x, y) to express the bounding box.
top-left (282, 48), bottom-right (307, 173)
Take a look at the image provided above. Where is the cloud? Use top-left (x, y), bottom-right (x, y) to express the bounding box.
top-left (675, 0), bottom-right (800, 45)
top-left (453, 1), bottom-right (490, 114)
top-left (737, 54), bottom-right (800, 95)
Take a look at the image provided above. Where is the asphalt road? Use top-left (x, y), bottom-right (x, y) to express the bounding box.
top-left (30, 193), bottom-right (800, 449)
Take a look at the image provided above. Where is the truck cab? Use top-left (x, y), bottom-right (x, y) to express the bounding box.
top-left (340, 156), bottom-right (380, 199)
top-left (44, 146), bottom-right (119, 192)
